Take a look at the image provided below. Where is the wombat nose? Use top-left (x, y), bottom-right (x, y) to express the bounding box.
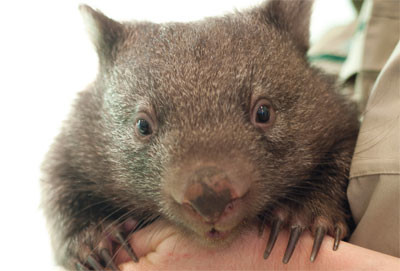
top-left (182, 167), bottom-right (237, 223)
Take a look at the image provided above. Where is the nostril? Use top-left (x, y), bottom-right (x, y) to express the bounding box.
top-left (225, 201), bottom-right (234, 211)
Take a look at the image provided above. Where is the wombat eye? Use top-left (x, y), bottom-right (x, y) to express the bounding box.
top-left (136, 119), bottom-right (152, 136)
top-left (251, 98), bottom-right (275, 130)
top-left (135, 111), bottom-right (156, 139)
top-left (256, 105), bottom-right (270, 123)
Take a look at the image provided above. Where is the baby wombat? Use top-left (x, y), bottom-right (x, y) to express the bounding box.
top-left (41, 0), bottom-right (359, 269)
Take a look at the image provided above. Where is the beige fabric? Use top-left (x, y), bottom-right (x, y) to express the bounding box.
top-left (340, 0), bottom-right (400, 112)
top-left (350, 42), bottom-right (400, 177)
top-left (309, 0), bottom-right (400, 257)
top-left (348, 41), bottom-right (400, 257)
top-left (346, 0), bottom-right (400, 257)
top-left (348, 175), bottom-right (399, 257)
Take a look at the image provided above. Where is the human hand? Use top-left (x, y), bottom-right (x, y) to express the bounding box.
top-left (113, 220), bottom-right (399, 270)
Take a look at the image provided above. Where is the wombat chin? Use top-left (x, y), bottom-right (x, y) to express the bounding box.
top-left (178, 218), bottom-right (256, 248)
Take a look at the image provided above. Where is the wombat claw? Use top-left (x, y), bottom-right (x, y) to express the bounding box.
top-left (310, 226), bottom-right (326, 262)
top-left (114, 230), bottom-right (139, 263)
top-left (333, 226), bottom-right (341, 251)
top-left (75, 261), bottom-right (90, 271)
top-left (261, 218), bottom-right (345, 264)
top-left (263, 218), bottom-right (283, 259)
top-left (74, 228), bottom-right (138, 270)
top-left (76, 249), bottom-right (121, 271)
top-left (282, 225), bottom-right (303, 263)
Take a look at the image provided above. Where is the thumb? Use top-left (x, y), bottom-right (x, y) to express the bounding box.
top-left (114, 220), bottom-right (182, 270)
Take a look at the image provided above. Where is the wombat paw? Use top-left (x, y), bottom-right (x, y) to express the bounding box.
top-left (71, 219), bottom-right (139, 271)
top-left (259, 209), bottom-right (348, 264)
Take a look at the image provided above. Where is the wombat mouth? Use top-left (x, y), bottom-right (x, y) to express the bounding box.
top-left (205, 228), bottom-right (231, 240)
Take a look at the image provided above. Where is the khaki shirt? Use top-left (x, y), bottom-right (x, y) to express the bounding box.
top-left (309, 0), bottom-right (400, 257)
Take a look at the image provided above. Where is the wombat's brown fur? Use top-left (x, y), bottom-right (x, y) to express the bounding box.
top-left (41, 0), bottom-right (359, 269)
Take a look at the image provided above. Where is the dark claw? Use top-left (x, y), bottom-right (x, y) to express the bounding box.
top-left (333, 226), bottom-right (341, 251)
top-left (87, 254), bottom-right (104, 270)
top-left (258, 216), bottom-right (267, 237)
top-left (310, 226), bottom-right (326, 262)
top-left (282, 226), bottom-right (303, 264)
top-left (75, 262), bottom-right (90, 271)
top-left (264, 218), bottom-right (283, 259)
top-left (114, 231), bottom-right (139, 263)
top-left (100, 248), bottom-right (120, 270)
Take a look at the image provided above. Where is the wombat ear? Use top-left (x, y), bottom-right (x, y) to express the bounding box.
top-left (79, 5), bottom-right (124, 65)
top-left (259, 0), bottom-right (313, 53)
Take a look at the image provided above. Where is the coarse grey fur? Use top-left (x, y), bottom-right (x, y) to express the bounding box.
top-left (41, 0), bottom-right (359, 268)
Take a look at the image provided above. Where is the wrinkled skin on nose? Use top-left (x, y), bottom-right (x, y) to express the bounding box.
top-left (163, 155), bottom-right (257, 243)
top-left (183, 167), bottom-right (236, 223)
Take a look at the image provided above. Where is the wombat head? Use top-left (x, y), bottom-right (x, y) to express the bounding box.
top-left (73, 0), bottom-right (355, 244)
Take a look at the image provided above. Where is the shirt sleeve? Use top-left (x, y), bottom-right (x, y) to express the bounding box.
top-left (347, 41), bottom-right (400, 257)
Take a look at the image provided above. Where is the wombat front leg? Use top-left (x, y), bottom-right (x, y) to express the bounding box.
top-left (67, 219), bottom-right (140, 270)
top-left (260, 197), bottom-right (349, 264)
top-left (259, 138), bottom-right (356, 263)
